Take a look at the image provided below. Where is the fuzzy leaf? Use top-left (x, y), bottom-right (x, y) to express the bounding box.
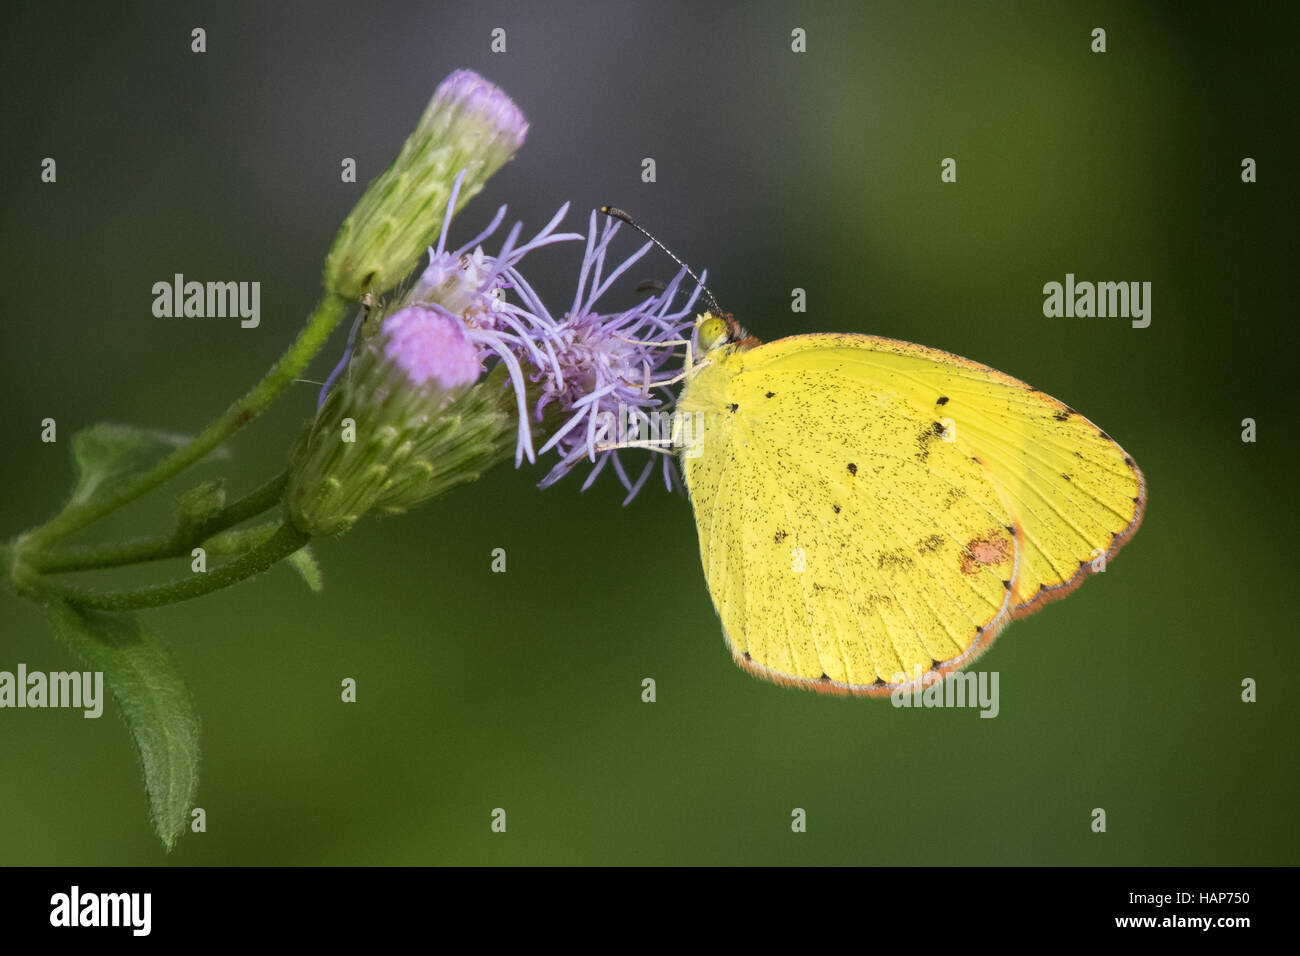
top-left (285, 544), bottom-right (324, 592)
top-left (69, 423), bottom-right (229, 508)
top-left (45, 601), bottom-right (200, 851)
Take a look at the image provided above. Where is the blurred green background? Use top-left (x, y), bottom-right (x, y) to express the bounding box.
top-left (1, 1), bottom-right (1295, 864)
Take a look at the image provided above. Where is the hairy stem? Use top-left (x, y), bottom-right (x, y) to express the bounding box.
top-left (23, 523), bottom-right (310, 611)
top-left (21, 294), bottom-right (349, 551)
top-left (28, 471), bottom-right (289, 574)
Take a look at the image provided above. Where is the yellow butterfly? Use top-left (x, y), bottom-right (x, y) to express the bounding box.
top-left (675, 312), bottom-right (1146, 696)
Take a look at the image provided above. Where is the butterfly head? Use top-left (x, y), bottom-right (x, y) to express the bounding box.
top-left (696, 311), bottom-right (757, 354)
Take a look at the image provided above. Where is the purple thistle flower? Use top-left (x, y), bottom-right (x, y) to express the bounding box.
top-left (318, 167), bottom-right (583, 467)
top-left (317, 169), bottom-right (706, 505)
top-left (406, 169), bottom-right (583, 466)
top-left (381, 306), bottom-right (481, 390)
top-left (516, 212), bottom-right (707, 503)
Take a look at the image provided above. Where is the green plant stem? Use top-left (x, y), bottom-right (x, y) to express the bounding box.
top-left (21, 293), bottom-right (349, 552)
top-left (24, 523), bottom-right (310, 611)
top-left (203, 521), bottom-right (281, 556)
top-left (28, 471), bottom-right (289, 574)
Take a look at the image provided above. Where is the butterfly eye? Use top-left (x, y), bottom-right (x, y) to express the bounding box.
top-left (698, 314), bottom-right (729, 352)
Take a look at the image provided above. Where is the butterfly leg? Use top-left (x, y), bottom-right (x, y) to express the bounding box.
top-left (594, 437), bottom-right (676, 452)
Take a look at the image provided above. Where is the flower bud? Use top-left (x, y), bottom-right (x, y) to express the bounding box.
top-left (324, 70), bottom-right (528, 300)
top-left (174, 479), bottom-right (227, 537)
top-left (286, 305), bottom-right (516, 535)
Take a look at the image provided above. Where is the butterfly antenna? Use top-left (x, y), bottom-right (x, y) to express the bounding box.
top-left (599, 205), bottom-right (721, 314)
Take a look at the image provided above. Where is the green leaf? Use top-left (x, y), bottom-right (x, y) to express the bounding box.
top-left (285, 544), bottom-right (324, 592)
top-left (45, 600), bottom-right (200, 851)
top-left (69, 423), bottom-right (229, 509)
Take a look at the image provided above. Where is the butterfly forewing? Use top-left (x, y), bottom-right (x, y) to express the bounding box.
top-left (679, 332), bottom-right (1145, 694)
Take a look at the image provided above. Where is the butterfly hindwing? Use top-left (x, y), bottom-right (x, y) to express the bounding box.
top-left (804, 334), bottom-right (1147, 611)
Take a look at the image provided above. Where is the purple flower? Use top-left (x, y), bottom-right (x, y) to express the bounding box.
top-left (518, 212), bottom-right (706, 503)
top-left (319, 167), bottom-right (583, 467)
top-left (426, 69), bottom-right (529, 162)
top-left (317, 173), bottom-right (707, 504)
top-left (407, 169), bottom-right (583, 466)
top-left (381, 306), bottom-right (481, 389)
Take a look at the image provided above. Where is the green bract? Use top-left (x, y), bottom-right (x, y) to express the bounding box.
top-left (286, 332), bottom-right (516, 537)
